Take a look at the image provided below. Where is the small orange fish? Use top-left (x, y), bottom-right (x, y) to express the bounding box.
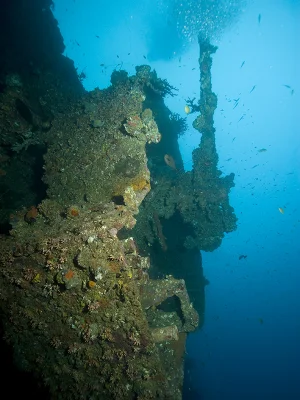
top-left (278, 207), bottom-right (284, 214)
top-left (164, 154), bottom-right (177, 170)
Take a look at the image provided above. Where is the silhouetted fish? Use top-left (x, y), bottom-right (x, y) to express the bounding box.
top-left (164, 154), bottom-right (177, 171)
top-left (258, 14), bottom-right (261, 24)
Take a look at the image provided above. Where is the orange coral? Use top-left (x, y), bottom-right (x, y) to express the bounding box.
top-left (88, 280), bottom-right (96, 288)
top-left (67, 205), bottom-right (80, 217)
top-left (65, 270), bottom-right (74, 280)
top-left (25, 206), bottom-right (38, 223)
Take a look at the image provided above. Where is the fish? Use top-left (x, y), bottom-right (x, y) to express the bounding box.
top-left (283, 84), bottom-right (291, 89)
top-left (184, 105), bottom-right (191, 114)
top-left (278, 207), bottom-right (285, 214)
top-left (250, 85), bottom-right (256, 93)
top-left (164, 154), bottom-right (177, 171)
top-left (258, 148), bottom-right (267, 152)
top-left (258, 14), bottom-right (261, 24)
top-left (143, 55), bottom-right (147, 59)
top-left (240, 61), bottom-right (245, 68)
top-left (239, 255), bottom-right (247, 260)
top-left (95, 35), bottom-right (100, 38)
top-left (238, 115), bottom-right (244, 122)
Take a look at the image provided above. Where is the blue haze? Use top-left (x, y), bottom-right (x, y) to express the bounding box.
top-left (53, 0), bottom-right (300, 398)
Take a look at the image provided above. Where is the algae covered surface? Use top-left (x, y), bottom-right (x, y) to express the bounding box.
top-left (0, 66), bottom-right (200, 400)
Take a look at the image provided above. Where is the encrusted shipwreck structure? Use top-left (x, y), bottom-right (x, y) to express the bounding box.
top-left (182, 40), bottom-right (237, 251)
top-left (0, 2), bottom-right (236, 400)
top-left (0, 67), bottom-right (198, 398)
top-left (131, 40), bottom-right (237, 320)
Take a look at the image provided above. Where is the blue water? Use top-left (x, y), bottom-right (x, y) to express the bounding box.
top-left (53, 0), bottom-right (300, 398)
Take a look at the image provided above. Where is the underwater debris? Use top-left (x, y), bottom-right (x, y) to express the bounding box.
top-left (11, 130), bottom-right (41, 152)
top-left (141, 276), bottom-right (199, 332)
top-left (124, 115), bottom-right (144, 137)
top-left (151, 325), bottom-right (179, 342)
top-left (124, 109), bottom-right (161, 144)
